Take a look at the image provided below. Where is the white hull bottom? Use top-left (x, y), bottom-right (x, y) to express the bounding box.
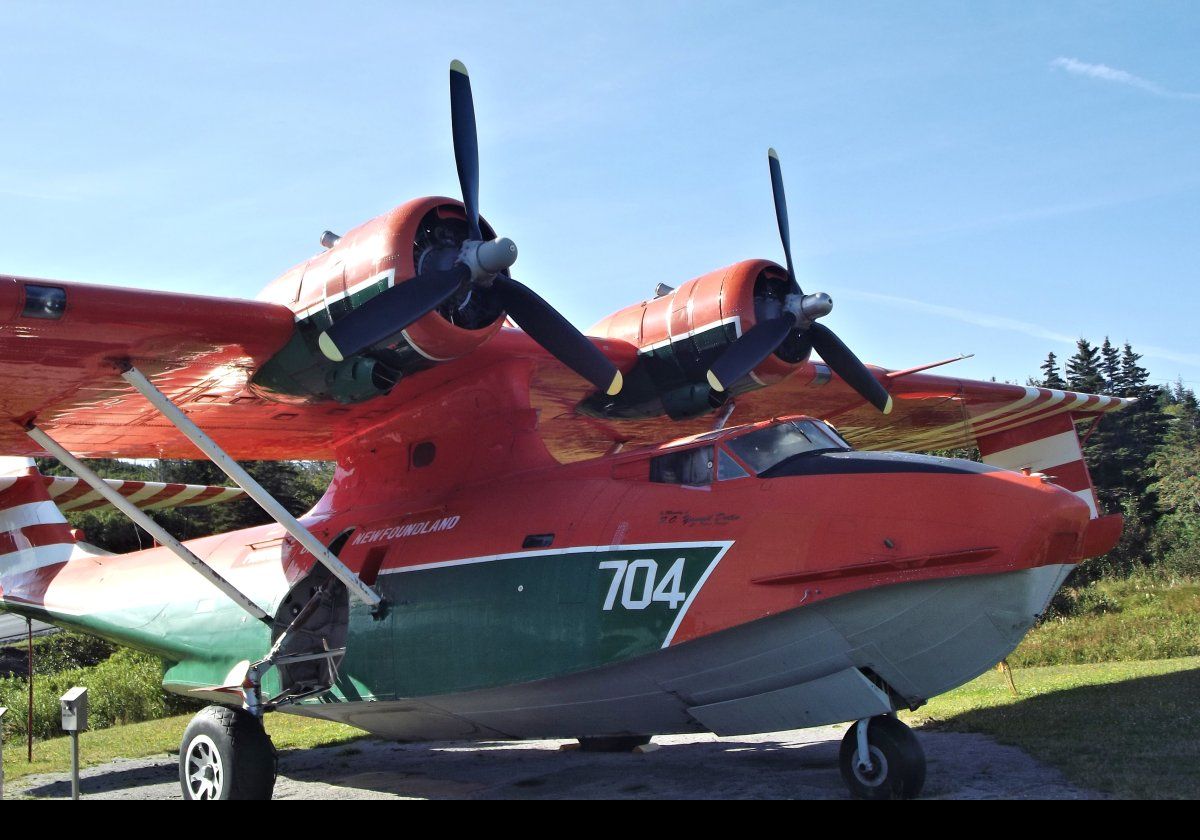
top-left (287, 563), bottom-right (1073, 741)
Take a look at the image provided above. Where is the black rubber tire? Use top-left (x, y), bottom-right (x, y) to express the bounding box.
top-left (179, 705), bottom-right (277, 800)
top-left (838, 716), bottom-right (926, 800)
top-left (577, 736), bottom-right (653, 753)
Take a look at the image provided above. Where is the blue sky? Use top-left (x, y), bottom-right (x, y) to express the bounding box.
top-left (2, 1), bottom-right (1197, 388)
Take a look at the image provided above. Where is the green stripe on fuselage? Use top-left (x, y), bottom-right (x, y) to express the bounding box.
top-left (26, 542), bottom-right (728, 704)
top-left (329, 542), bottom-right (728, 701)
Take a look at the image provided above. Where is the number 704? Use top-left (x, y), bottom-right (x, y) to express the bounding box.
top-left (599, 558), bottom-right (688, 611)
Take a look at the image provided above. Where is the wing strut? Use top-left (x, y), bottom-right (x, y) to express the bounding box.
top-left (24, 424), bottom-right (272, 624)
top-left (117, 364), bottom-right (383, 611)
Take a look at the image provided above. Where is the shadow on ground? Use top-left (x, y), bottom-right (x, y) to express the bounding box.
top-left (923, 667), bottom-right (1200, 799)
top-left (14, 723), bottom-right (1098, 800)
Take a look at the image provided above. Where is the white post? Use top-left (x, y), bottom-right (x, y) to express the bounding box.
top-left (25, 425), bottom-right (271, 623)
top-left (0, 705), bottom-right (7, 800)
top-left (119, 365), bottom-right (381, 609)
top-left (60, 686), bottom-right (87, 801)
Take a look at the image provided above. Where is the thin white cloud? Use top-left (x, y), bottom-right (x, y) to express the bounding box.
top-left (841, 288), bottom-right (1200, 369)
top-left (1051, 57), bottom-right (1200, 101)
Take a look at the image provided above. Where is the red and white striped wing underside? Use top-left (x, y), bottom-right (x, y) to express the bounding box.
top-left (0, 475), bottom-right (245, 514)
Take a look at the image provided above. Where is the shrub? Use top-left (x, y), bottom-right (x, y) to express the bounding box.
top-left (0, 648), bottom-right (197, 744)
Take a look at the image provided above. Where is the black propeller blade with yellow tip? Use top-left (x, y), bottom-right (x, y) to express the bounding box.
top-left (705, 148), bottom-right (892, 414)
top-left (317, 60), bottom-right (622, 398)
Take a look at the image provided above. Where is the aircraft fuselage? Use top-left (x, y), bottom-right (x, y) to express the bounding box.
top-left (8, 418), bottom-right (1093, 740)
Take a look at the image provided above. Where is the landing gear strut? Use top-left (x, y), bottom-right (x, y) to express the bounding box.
top-left (838, 715), bottom-right (925, 800)
top-left (179, 706), bottom-right (277, 800)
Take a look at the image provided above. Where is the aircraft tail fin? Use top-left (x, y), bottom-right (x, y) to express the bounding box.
top-left (978, 413), bottom-right (1098, 517)
top-left (0, 461), bottom-right (77, 585)
top-left (978, 411), bottom-right (1122, 563)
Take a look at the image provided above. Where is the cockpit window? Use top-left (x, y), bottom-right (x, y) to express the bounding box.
top-left (717, 449), bottom-right (749, 481)
top-left (650, 445), bottom-right (714, 486)
top-left (726, 420), bottom-right (850, 475)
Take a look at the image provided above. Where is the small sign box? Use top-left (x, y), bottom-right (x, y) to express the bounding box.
top-left (61, 686), bottom-right (88, 732)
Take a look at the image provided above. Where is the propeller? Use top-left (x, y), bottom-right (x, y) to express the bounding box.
top-left (449, 60), bottom-right (482, 242)
top-left (318, 60), bottom-right (623, 397)
top-left (705, 149), bottom-right (892, 415)
top-left (318, 265), bottom-right (468, 363)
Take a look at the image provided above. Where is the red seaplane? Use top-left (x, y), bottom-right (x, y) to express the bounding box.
top-left (0, 62), bottom-right (1126, 800)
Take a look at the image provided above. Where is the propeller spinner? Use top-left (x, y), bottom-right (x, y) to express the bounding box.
top-left (705, 149), bottom-right (892, 415)
top-left (318, 61), bottom-right (623, 398)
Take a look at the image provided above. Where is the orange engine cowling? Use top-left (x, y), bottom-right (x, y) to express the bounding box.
top-left (584, 260), bottom-right (812, 420)
top-left (251, 196), bottom-right (507, 404)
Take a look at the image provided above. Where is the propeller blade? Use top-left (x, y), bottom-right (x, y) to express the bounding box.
top-left (492, 275), bottom-right (623, 395)
top-left (768, 148), bottom-right (800, 294)
top-left (318, 264), bottom-right (470, 362)
top-left (450, 60), bottom-right (482, 241)
top-left (706, 313), bottom-right (797, 392)
top-left (809, 323), bottom-right (893, 414)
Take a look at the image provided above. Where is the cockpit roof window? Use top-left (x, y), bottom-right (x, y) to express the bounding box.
top-left (726, 419), bottom-right (850, 475)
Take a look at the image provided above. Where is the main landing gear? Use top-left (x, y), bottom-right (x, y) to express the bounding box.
top-left (178, 569), bottom-right (349, 800)
top-left (838, 715), bottom-right (926, 800)
top-left (180, 706), bottom-right (277, 800)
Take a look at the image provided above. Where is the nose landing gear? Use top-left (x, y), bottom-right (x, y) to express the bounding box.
top-left (839, 715), bottom-right (926, 800)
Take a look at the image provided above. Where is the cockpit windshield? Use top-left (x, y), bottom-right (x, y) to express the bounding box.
top-left (726, 419), bottom-right (851, 475)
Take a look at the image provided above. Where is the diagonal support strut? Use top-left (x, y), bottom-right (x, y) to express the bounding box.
top-left (118, 364), bottom-right (382, 611)
top-left (25, 424), bottom-right (272, 623)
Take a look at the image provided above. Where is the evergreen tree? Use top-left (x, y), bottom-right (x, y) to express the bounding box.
top-left (1100, 337), bottom-right (1121, 392)
top-left (1119, 343), bottom-right (1152, 398)
top-left (1065, 339), bottom-right (1106, 394)
top-left (1149, 385), bottom-right (1200, 576)
top-left (1039, 352), bottom-right (1067, 389)
top-left (1056, 338), bottom-right (1166, 580)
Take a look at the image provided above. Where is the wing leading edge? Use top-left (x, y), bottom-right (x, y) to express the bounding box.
top-left (1, 274), bottom-right (1128, 467)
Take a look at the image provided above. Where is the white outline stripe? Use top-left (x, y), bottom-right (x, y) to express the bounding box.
top-left (661, 542), bottom-right (733, 648)
top-left (295, 268), bottom-right (398, 321)
top-left (380, 540), bottom-right (735, 650)
top-left (638, 316), bottom-right (742, 354)
top-left (401, 328), bottom-right (454, 362)
top-left (379, 540), bottom-right (734, 576)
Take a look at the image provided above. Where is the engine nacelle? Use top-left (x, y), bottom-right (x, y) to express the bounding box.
top-left (251, 197), bottom-right (507, 404)
top-left (583, 260), bottom-right (813, 420)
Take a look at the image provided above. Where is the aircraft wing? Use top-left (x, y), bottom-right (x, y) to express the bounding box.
top-left (1, 273), bottom-right (1127, 465)
top-left (0, 274), bottom-right (636, 461)
top-left (532, 357), bottom-right (1132, 461)
top-left (0, 274), bottom-right (311, 459)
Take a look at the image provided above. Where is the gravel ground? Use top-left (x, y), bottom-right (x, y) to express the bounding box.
top-left (7, 725), bottom-right (1100, 800)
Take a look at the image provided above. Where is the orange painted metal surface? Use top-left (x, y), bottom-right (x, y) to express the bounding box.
top-left (0, 193), bottom-right (1130, 670)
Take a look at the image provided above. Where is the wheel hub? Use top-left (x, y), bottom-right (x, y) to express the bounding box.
top-left (852, 746), bottom-right (889, 787)
top-left (186, 734), bottom-right (224, 800)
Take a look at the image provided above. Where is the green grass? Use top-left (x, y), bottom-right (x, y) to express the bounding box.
top-left (904, 656), bottom-right (1200, 799)
top-left (1011, 577), bottom-right (1200, 667)
top-left (2, 712), bottom-right (361, 785)
top-left (6, 661), bottom-right (1197, 798)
